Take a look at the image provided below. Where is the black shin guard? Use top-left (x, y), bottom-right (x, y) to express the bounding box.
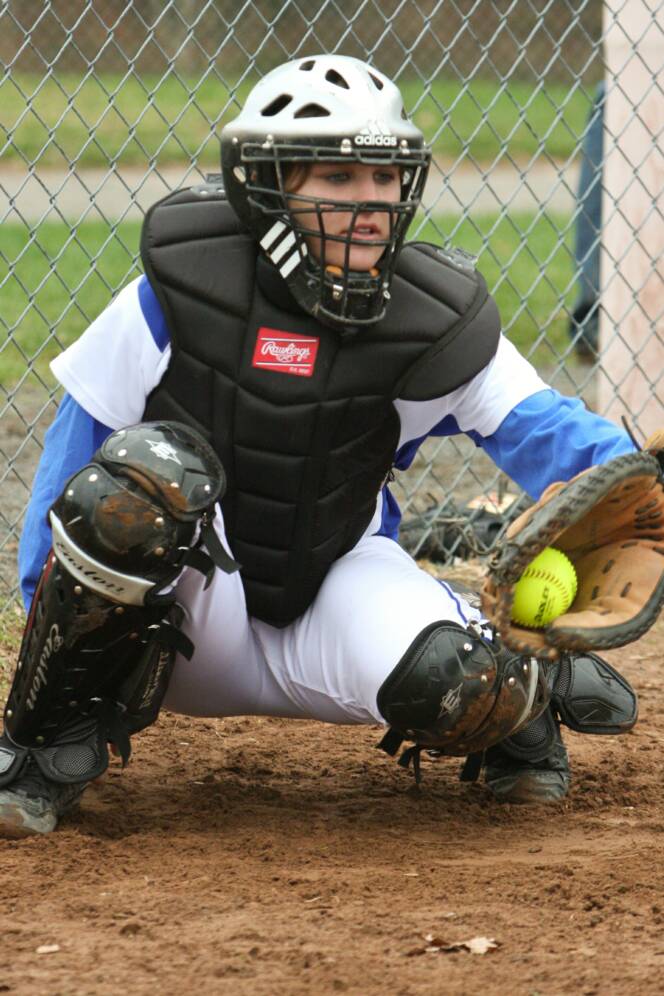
top-left (1, 556), bottom-right (192, 785)
top-left (5, 555), bottom-right (192, 752)
top-left (2, 421), bottom-right (232, 787)
top-left (460, 652), bottom-right (638, 785)
top-left (549, 652), bottom-right (638, 734)
top-left (0, 717), bottom-right (109, 787)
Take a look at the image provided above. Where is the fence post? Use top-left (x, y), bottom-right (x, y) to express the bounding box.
top-left (598, 0), bottom-right (664, 438)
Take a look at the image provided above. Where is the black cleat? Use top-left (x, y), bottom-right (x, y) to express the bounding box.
top-left (0, 759), bottom-right (87, 838)
top-left (483, 716), bottom-right (570, 804)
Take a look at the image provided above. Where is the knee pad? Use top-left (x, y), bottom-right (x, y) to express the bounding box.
top-left (50, 420), bottom-right (236, 606)
top-left (377, 621), bottom-right (550, 757)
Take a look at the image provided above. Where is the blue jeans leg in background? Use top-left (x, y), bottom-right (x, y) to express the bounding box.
top-left (570, 82), bottom-right (605, 358)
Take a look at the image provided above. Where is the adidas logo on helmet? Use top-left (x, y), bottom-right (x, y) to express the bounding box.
top-left (354, 121), bottom-right (397, 147)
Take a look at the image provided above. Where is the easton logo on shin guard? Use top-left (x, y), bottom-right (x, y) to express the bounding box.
top-left (25, 624), bottom-right (63, 711)
top-left (51, 514), bottom-right (137, 602)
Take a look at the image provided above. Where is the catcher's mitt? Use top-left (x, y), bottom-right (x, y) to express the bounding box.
top-left (481, 433), bottom-right (664, 659)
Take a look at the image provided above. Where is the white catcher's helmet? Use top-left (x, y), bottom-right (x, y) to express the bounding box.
top-left (221, 55), bottom-right (431, 327)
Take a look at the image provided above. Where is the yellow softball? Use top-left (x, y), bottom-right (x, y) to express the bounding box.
top-left (511, 547), bottom-right (578, 628)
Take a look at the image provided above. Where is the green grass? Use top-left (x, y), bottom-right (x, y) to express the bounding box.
top-left (400, 77), bottom-right (591, 162)
top-left (1, 220), bottom-right (142, 384)
top-left (415, 211), bottom-right (577, 367)
top-left (0, 211), bottom-right (576, 386)
top-left (1, 73), bottom-right (593, 169)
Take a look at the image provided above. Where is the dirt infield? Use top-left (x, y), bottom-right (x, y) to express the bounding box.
top-left (1, 564), bottom-right (663, 996)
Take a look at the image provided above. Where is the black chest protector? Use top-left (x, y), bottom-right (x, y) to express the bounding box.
top-left (141, 185), bottom-right (501, 626)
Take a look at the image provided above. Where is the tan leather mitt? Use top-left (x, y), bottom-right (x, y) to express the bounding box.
top-left (481, 434), bottom-right (664, 659)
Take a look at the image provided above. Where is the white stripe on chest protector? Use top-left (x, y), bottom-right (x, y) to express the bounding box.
top-left (279, 249), bottom-right (304, 278)
top-left (260, 220), bottom-right (287, 251)
top-left (269, 230), bottom-right (296, 263)
top-left (279, 241), bottom-right (307, 279)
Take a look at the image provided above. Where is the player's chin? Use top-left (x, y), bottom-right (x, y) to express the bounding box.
top-left (328, 244), bottom-right (385, 272)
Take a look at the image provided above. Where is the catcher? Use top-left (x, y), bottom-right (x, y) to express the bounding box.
top-left (1, 55), bottom-right (659, 838)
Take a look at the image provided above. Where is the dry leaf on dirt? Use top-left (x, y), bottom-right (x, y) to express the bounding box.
top-left (464, 936), bottom-right (499, 955)
top-left (414, 934), bottom-right (499, 956)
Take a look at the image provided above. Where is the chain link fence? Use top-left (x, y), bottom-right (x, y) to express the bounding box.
top-left (1, 0), bottom-right (662, 610)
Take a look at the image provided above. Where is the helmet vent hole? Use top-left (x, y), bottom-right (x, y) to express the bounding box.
top-left (369, 72), bottom-right (384, 91)
top-left (294, 103), bottom-right (331, 119)
top-left (299, 60), bottom-right (315, 71)
top-left (325, 68), bottom-right (349, 89)
top-left (261, 94), bottom-right (293, 117)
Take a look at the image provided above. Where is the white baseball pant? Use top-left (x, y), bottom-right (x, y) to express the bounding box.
top-left (163, 515), bottom-right (484, 726)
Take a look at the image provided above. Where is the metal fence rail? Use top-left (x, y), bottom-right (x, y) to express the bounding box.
top-left (1, 0), bottom-right (662, 610)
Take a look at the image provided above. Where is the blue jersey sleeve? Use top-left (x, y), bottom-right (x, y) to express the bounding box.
top-left (18, 394), bottom-right (113, 610)
top-left (377, 388), bottom-right (636, 540)
top-left (474, 389), bottom-right (636, 498)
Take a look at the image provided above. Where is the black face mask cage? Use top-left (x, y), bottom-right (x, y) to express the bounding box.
top-left (239, 141), bottom-right (430, 326)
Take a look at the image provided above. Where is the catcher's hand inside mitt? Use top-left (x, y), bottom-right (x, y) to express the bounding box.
top-left (481, 433), bottom-right (664, 659)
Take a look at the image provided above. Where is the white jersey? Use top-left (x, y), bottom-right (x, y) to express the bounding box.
top-left (53, 275), bottom-right (546, 440)
top-left (52, 276), bottom-right (547, 539)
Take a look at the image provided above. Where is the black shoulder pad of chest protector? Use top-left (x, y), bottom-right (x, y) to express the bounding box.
top-left (140, 183), bottom-right (255, 311)
top-left (391, 242), bottom-right (502, 401)
top-left (142, 181), bottom-right (240, 243)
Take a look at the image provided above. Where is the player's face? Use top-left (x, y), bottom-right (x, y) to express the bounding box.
top-left (286, 162), bottom-right (401, 271)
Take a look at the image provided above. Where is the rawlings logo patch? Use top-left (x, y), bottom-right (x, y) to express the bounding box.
top-left (252, 328), bottom-right (319, 377)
